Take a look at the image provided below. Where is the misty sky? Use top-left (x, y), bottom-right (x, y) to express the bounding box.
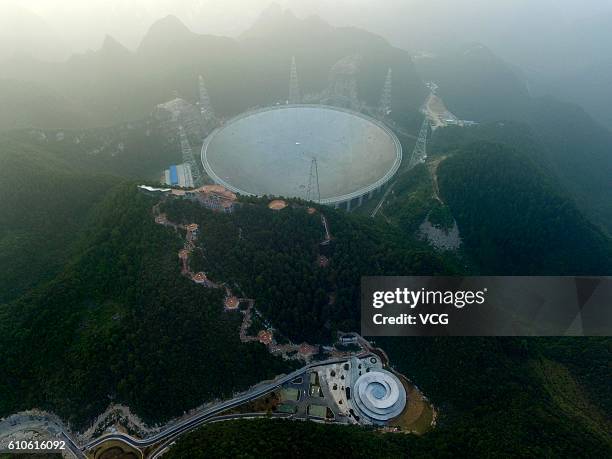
top-left (2, 0), bottom-right (612, 70)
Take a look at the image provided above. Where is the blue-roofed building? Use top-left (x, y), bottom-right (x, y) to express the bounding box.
top-left (162, 163), bottom-right (194, 187)
top-left (169, 165), bottom-right (179, 185)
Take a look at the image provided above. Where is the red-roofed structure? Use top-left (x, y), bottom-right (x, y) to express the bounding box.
top-left (257, 330), bottom-right (273, 345)
top-left (268, 200), bottom-right (288, 210)
top-left (192, 272), bottom-right (208, 284)
top-left (224, 296), bottom-right (240, 310)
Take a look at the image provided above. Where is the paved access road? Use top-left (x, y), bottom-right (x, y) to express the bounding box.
top-left (85, 356), bottom-right (363, 456)
top-left (148, 412), bottom-right (293, 459)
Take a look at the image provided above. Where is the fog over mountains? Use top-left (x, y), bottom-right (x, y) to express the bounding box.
top-left (1, 2), bottom-right (610, 234)
top-left (3, 1), bottom-right (612, 130)
top-left (1, 3), bottom-right (611, 456)
top-left (5, 1), bottom-right (612, 64)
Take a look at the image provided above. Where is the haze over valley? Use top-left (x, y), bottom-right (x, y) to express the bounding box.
top-left (0, 2), bottom-right (611, 458)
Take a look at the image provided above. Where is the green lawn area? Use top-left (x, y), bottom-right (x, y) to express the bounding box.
top-left (276, 404), bottom-right (297, 414)
top-left (307, 404), bottom-right (328, 419)
top-left (281, 388), bottom-right (300, 402)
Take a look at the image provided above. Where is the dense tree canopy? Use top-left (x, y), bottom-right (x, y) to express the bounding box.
top-left (0, 186), bottom-right (295, 427)
top-left (437, 142), bottom-right (612, 275)
top-left (162, 198), bottom-right (453, 343)
top-left (1, 126), bottom-right (609, 456)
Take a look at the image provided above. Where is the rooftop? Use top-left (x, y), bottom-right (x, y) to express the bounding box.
top-left (192, 272), bottom-right (208, 283)
top-left (268, 199), bottom-right (288, 210)
top-left (196, 185), bottom-right (237, 201)
top-left (224, 296), bottom-right (240, 309)
top-left (257, 330), bottom-right (273, 345)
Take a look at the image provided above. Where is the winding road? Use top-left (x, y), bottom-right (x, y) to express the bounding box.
top-left (84, 355), bottom-right (363, 457)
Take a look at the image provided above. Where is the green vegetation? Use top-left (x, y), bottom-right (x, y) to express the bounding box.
top-left (246, 311), bottom-right (266, 337)
top-left (0, 185), bottom-right (295, 427)
top-left (536, 337), bottom-right (612, 416)
top-left (334, 342), bottom-right (361, 353)
top-left (376, 336), bottom-right (612, 457)
top-left (426, 201), bottom-right (454, 230)
top-left (436, 142), bottom-right (612, 274)
top-left (0, 8), bottom-right (610, 458)
top-left (3, 123), bottom-right (179, 180)
top-left (166, 340), bottom-right (612, 459)
top-left (419, 46), bottom-right (612, 232)
top-left (381, 164), bottom-right (436, 233)
top-left (0, 126), bottom-right (182, 301)
top-left (162, 198), bottom-right (453, 343)
top-left (0, 78), bottom-right (88, 131)
top-left (0, 138), bottom-right (118, 303)
top-left (167, 338), bottom-right (611, 457)
top-left (165, 419), bottom-right (415, 458)
top-left (380, 161), bottom-right (456, 232)
top-left (0, 135), bottom-right (452, 427)
top-left (0, 137), bottom-right (452, 427)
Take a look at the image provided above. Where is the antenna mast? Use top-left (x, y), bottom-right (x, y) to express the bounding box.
top-left (306, 158), bottom-right (320, 203)
top-left (289, 56), bottom-right (301, 104)
top-left (178, 125), bottom-right (203, 186)
top-left (198, 75), bottom-right (215, 122)
top-left (379, 68), bottom-right (393, 116)
top-left (409, 118), bottom-right (430, 167)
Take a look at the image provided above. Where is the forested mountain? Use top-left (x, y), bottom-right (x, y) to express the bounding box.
top-left (375, 131), bottom-right (612, 438)
top-left (0, 10), bottom-right (424, 131)
top-left (1, 136), bottom-right (609, 448)
top-left (0, 138), bottom-right (118, 303)
top-left (162, 197), bottom-right (452, 343)
top-left (1, 122), bottom-right (178, 181)
top-left (534, 49), bottom-right (612, 133)
top-left (0, 6), bottom-right (610, 455)
top-left (167, 336), bottom-right (612, 456)
top-left (436, 142), bottom-right (612, 274)
top-left (377, 336), bottom-right (612, 456)
top-left (239, 4), bottom-right (425, 127)
top-left (377, 127), bottom-right (612, 275)
top-left (417, 45), bottom-right (612, 232)
top-left (0, 184), bottom-right (295, 427)
top-left (417, 44), bottom-right (532, 123)
top-left (0, 78), bottom-right (88, 131)
top-left (0, 135), bottom-right (452, 426)
top-left (166, 419), bottom-right (415, 458)
top-left (0, 129), bottom-right (610, 457)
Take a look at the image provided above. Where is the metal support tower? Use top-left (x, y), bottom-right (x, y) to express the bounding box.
top-left (178, 125), bottom-right (203, 186)
top-left (410, 118), bottom-right (430, 167)
top-left (306, 158), bottom-right (320, 203)
top-left (378, 68), bottom-right (393, 116)
top-left (289, 56), bottom-right (301, 104)
top-left (198, 75), bottom-right (215, 122)
top-left (371, 118), bottom-right (429, 218)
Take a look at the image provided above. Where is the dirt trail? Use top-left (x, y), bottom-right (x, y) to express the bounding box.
top-left (428, 155), bottom-right (448, 204)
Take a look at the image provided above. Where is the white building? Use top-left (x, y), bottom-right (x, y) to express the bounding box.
top-left (351, 368), bottom-right (406, 424)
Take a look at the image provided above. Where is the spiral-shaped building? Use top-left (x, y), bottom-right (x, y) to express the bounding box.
top-left (352, 369), bottom-right (406, 423)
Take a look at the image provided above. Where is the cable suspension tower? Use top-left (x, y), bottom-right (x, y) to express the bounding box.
top-left (306, 158), bottom-right (320, 203)
top-left (371, 117), bottom-right (429, 218)
top-left (289, 56), bottom-right (301, 104)
top-left (409, 118), bottom-right (430, 167)
top-left (198, 75), bottom-right (215, 122)
top-left (378, 68), bottom-right (393, 116)
top-left (178, 125), bottom-right (203, 186)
